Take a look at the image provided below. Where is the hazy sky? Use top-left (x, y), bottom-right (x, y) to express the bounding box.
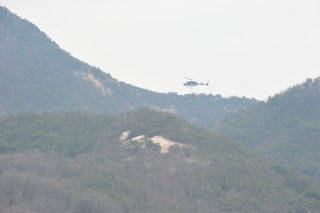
top-left (1, 0), bottom-right (320, 100)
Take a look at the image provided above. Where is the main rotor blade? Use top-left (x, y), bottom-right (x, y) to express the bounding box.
top-left (183, 77), bottom-right (193, 80)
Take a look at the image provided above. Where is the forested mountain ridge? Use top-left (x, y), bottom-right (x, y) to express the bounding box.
top-left (214, 77), bottom-right (320, 181)
top-left (0, 6), bottom-right (257, 126)
top-left (1, 109), bottom-right (320, 212)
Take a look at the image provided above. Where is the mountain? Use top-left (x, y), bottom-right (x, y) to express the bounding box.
top-left (0, 6), bottom-right (257, 126)
top-left (2, 5), bottom-right (320, 213)
top-left (214, 77), bottom-right (320, 181)
top-left (1, 109), bottom-right (320, 213)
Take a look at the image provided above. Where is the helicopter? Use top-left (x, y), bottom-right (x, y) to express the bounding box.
top-left (183, 77), bottom-right (209, 98)
top-left (183, 77), bottom-right (209, 88)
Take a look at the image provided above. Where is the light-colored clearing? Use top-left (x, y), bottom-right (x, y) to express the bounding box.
top-left (150, 136), bottom-right (184, 153)
top-left (120, 131), bottom-right (185, 154)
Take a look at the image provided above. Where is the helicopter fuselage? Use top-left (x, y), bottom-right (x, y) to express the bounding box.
top-left (183, 81), bottom-right (198, 86)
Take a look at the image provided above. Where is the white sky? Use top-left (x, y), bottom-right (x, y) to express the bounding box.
top-left (1, 0), bottom-right (320, 100)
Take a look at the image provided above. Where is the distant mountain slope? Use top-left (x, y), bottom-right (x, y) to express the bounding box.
top-left (1, 109), bottom-right (320, 212)
top-left (214, 77), bottom-right (320, 180)
top-left (0, 6), bottom-right (257, 125)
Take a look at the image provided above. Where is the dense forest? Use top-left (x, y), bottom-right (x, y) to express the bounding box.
top-left (1, 109), bottom-right (320, 213)
top-left (0, 6), bottom-right (257, 126)
top-left (214, 77), bottom-right (320, 181)
top-left (2, 5), bottom-right (320, 213)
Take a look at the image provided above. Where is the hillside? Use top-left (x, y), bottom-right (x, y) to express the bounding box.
top-left (1, 109), bottom-right (320, 212)
top-left (0, 6), bottom-right (257, 126)
top-left (214, 77), bottom-right (320, 181)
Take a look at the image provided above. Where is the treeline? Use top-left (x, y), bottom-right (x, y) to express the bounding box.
top-left (1, 109), bottom-right (320, 212)
top-left (0, 111), bottom-right (114, 156)
top-left (214, 77), bottom-right (320, 181)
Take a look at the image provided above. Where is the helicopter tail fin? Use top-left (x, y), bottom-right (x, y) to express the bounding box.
top-left (207, 82), bottom-right (209, 86)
